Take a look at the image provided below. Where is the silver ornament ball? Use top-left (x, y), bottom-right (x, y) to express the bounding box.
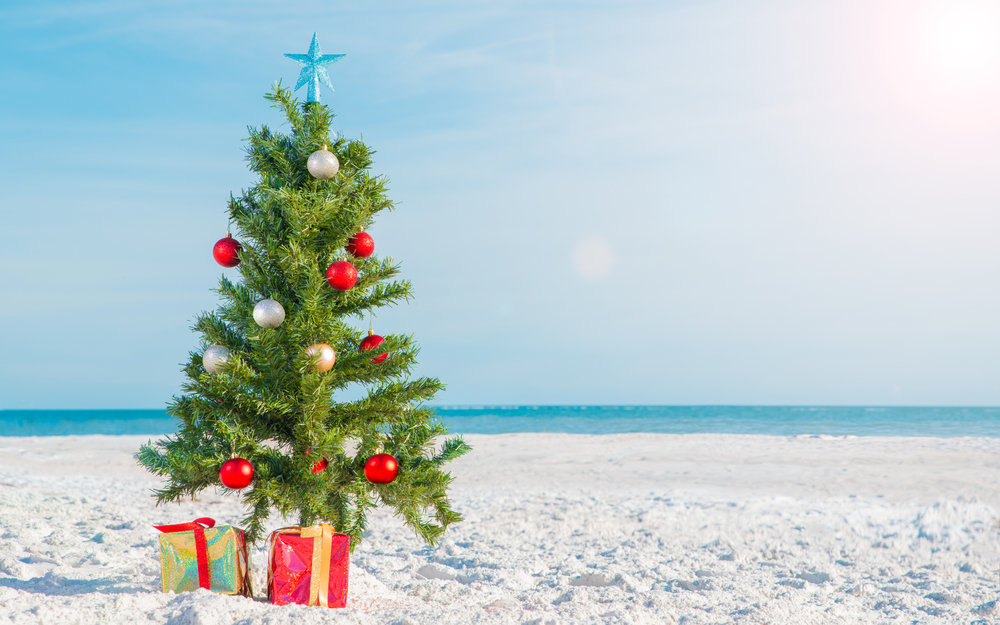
top-left (307, 149), bottom-right (340, 179)
top-left (203, 345), bottom-right (231, 374)
top-left (253, 298), bottom-right (286, 329)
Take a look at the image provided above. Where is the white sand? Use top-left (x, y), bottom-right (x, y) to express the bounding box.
top-left (0, 433), bottom-right (999, 624)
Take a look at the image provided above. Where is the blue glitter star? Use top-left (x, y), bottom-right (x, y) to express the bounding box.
top-left (284, 33), bottom-right (346, 103)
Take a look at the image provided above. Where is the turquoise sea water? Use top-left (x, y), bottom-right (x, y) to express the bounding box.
top-left (0, 406), bottom-right (997, 438)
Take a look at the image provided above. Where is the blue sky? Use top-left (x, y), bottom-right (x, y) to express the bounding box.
top-left (2, 0), bottom-right (999, 408)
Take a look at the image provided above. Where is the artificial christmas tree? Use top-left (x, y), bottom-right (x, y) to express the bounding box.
top-left (136, 76), bottom-right (470, 552)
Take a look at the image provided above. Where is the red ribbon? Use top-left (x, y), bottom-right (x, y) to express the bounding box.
top-left (154, 518), bottom-right (216, 590)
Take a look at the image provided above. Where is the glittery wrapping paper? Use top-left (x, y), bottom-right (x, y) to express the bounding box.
top-left (158, 525), bottom-right (251, 596)
top-left (268, 527), bottom-right (349, 607)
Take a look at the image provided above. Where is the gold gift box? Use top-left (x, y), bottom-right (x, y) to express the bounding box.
top-left (157, 521), bottom-right (251, 596)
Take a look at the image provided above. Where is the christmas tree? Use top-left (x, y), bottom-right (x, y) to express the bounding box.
top-left (136, 80), bottom-right (470, 549)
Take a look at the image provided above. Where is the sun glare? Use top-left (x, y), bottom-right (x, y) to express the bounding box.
top-left (869, 0), bottom-right (1000, 130)
top-left (920, 1), bottom-right (1000, 85)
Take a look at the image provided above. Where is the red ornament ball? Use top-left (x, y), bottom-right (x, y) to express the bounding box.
top-left (364, 453), bottom-right (398, 484)
top-left (219, 458), bottom-right (254, 489)
top-left (345, 232), bottom-right (375, 258)
top-left (213, 236), bottom-right (241, 268)
top-left (359, 330), bottom-right (388, 363)
top-left (311, 458), bottom-right (328, 474)
top-left (326, 261), bottom-right (358, 291)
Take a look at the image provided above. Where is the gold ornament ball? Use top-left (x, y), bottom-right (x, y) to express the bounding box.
top-left (305, 343), bottom-right (336, 372)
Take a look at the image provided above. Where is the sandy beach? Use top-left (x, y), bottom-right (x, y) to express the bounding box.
top-left (0, 433), bottom-right (998, 624)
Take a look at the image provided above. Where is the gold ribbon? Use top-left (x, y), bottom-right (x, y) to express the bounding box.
top-left (299, 523), bottom-right (334, 607)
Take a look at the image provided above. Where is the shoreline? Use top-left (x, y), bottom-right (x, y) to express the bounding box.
top-left (4, 432), bottom-right (999, 504)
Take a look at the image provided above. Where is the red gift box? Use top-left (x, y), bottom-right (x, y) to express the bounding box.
top-left (267, 524), bottom-right (349, 607)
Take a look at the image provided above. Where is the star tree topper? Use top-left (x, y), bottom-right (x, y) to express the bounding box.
top-left (285, 33), bottom-right (346, 103)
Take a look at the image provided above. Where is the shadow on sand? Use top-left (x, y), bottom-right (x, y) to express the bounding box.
top-left (0, 571), bottom-right (151, 596)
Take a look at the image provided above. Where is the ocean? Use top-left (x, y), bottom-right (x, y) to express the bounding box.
top-left (0, 406), bottom-right (996, 438)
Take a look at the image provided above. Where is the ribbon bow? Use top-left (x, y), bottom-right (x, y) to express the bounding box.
top-left (154, 517), bottom-right (216, 590)
top-left (300, 523), bottom-right (336, 607)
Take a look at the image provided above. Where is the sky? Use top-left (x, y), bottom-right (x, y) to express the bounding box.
top-left (1, 0), bottom-right (999, 409)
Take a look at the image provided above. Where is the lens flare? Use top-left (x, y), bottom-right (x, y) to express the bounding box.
top-left (572, 237), bottom-right (614, 279)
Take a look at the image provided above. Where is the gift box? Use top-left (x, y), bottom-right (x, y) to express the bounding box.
top-left (268, 524), bottom-right (349, 607)
top-left (154, 517), bottom-right (251, 596)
